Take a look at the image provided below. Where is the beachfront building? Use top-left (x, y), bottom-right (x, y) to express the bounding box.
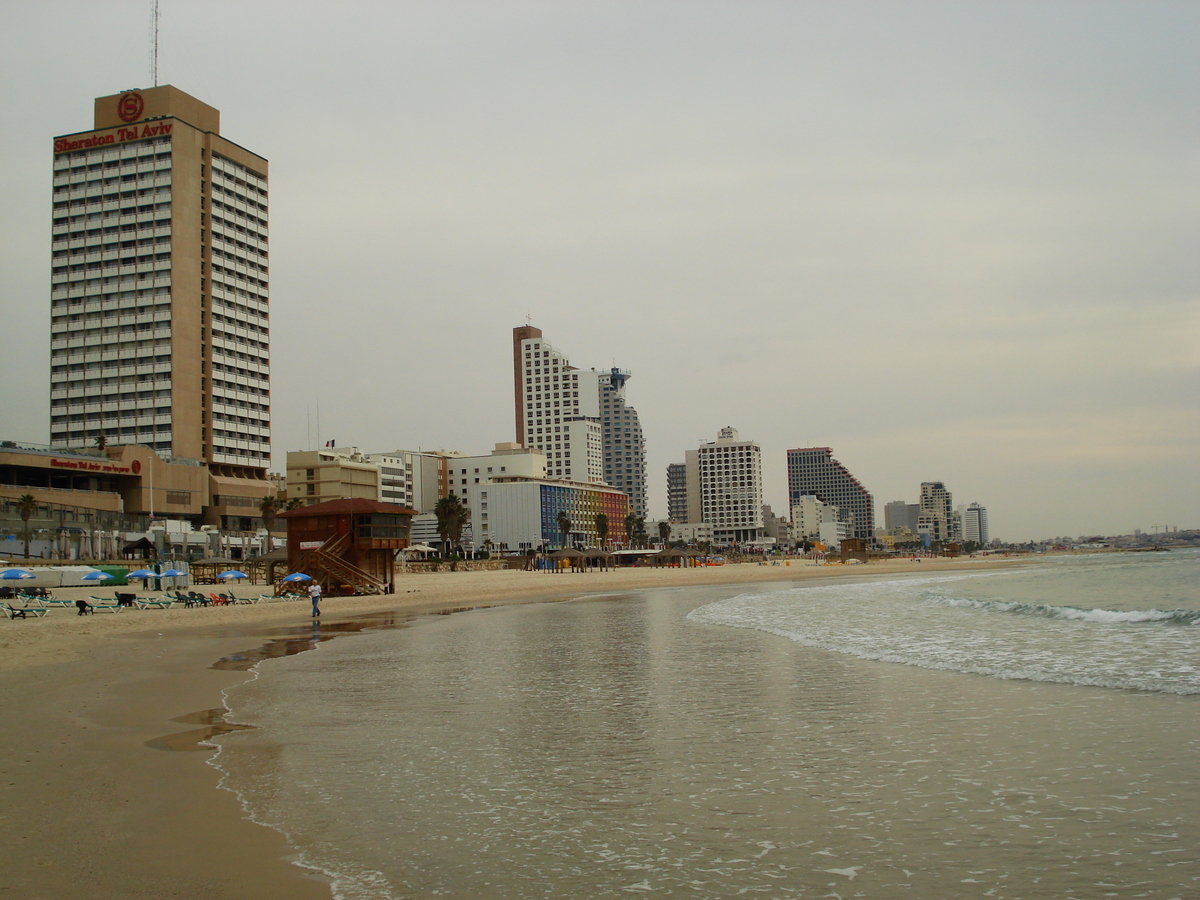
top-left (49, 86), bottom-right (272, 526)
top-left (785, 447), bottom-right (874, 542)
top-left (964, 502), bottom-right (990, 546)
top-left (512, 326), bottom-right (646, 514)
top-left (790, 494), bottom-right (841, 541)
top-left (919, 481), bottom-right (961, 543)
top-left (462, 475), bottom-right (629, 552)
top-left (695, 427), bottom-right (764, 545)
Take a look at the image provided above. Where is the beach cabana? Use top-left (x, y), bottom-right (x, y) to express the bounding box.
top-left (546, 548), bottom-right (588, 572)
top-left (651, 547), bottom-right (700, 568)
top-left (190, 557), bottom-right (240, 584)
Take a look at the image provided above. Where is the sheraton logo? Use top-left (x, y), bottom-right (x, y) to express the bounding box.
top-left (117, 91), bottom-right (145, 122)
top-left (54, 120), bottom-right (173, 154)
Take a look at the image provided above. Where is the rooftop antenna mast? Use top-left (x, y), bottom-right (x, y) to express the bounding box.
top-left (149, 0), bottom-right (160, 86)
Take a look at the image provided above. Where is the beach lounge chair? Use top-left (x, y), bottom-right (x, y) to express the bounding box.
top-left (1, 601), bottom-right (49, 619)
top-left (134, 597), bottom-right (175, 610)
top-left (86, 596), bottom-right (123, 613)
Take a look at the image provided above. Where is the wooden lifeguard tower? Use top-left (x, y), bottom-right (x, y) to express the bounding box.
top-left (279, 498), bottom-right (416, 594)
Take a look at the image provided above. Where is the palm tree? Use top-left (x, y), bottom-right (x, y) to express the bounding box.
top-left (285, 498), bottom-right (304, 510)
top-left (594, 512), bottom-right (608, 549)
top-left (259, 495), bottom-right (279, 554)
top-left (94, 434), bottom-right (107, 450)
top-left (435, 496), bottom-right (471, 556)
top-left (16, 494), bottom-right (37, 558)
top-left (658, 520), bottom-right (671, 547)
top-left (556, 510), bottom-right (572, 549)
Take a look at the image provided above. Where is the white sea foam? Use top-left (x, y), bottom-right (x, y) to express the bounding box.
top-left (687, 562), bottom-right (1200, 695)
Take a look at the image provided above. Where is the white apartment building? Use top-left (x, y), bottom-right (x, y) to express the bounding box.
top-left (512, 328), bottom-right (603, 484)
top-left (696, 427), bottom-right (764, 545)
top-left (790, 494), bottom-right (841, 539)
top-left (367, 449), bottom-right (450, 513)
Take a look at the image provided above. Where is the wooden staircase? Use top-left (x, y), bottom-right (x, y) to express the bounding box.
top-left (297, 532), bottom-right (384, 595)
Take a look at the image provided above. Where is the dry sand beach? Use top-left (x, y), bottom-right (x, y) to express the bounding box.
top-left (0, 556), bottom-right (1035, 899)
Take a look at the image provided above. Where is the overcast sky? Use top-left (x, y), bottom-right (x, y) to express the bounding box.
top-left (1, 1), bottom-right (1196, 541)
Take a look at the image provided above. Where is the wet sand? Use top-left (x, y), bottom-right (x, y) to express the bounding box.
top-left (0, 557), bottom-right (1035, 898)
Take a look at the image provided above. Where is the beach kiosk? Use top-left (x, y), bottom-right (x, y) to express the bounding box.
top-left (279, 498), bottom-right (416, 594)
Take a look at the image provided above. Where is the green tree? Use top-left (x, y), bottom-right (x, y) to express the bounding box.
top-left (94, 434), bottom-right (107, 450)
top-left (16, 494), bottom-right (37, 558)
top-left (594, 512), bottom-right (609, 549)
top-left (435, 496), bottom-right (471, 556)
top-left (658, 520), bottom-right (671, 547)
top-left (556, 510), bottom-right (572, 549)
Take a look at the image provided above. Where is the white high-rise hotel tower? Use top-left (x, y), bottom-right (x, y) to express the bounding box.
top-left (50, 86), bottom-right (270, 485)
top-left (511, 326), bottom-right (647, 516)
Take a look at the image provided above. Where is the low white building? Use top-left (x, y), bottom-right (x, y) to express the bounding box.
top-left (791, 495), bottom-right (840, 539)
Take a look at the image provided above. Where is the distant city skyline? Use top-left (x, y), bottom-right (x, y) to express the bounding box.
top-left (1, 2), bottom-right (1196, 542)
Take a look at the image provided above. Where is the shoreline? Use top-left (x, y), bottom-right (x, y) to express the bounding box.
top-left (0, 556), bottom-right (1038, 898)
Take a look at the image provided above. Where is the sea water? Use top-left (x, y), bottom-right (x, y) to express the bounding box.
top-left (211, 551), bottom-right (1199, 899)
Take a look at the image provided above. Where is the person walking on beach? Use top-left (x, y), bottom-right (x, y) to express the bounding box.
top-left (309, 581), bottom-right (322, 617)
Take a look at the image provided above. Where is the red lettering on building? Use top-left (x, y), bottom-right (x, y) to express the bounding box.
top-left (54, 120), bottom-right (173, 154)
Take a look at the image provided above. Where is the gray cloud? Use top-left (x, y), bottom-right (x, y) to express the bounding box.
top-left (1, 1), bottom-right (1196, 540)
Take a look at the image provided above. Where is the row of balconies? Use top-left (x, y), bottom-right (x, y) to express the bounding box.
top-left (52, 220), bottom-right (171, 247)
top-left (50, 311), bottom-right (169, 334)
top-left (211, 163), bottom-right (267, 195)
top-left (52, 275), bottom-right (172, 300)
top-left (209, 206), bottom-right (268, 238)
top-left (211, 229), bottom-right (267, 254)
top-left (211, 240), bottom-right (267, 267)
top-left (209, 187), bottom-right (266, 218)
top-left (52, 410), bottom-right (172, 426)
top-left (50, 380), bottom-right (171, 401)
top-left (211, 337), bottom-right (268, 359)
top-left (56, 177), bottom-right (172, 203)
top-left (51, 260), bottom-right (170, 285)
top-left (52, 190), bottom-right (172, 220)
top-left (53, 162), bottom-right (171, 187)
top-left (210, 289), bottom-right (268, 315)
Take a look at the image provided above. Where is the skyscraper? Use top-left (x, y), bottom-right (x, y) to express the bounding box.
top-left (512, 326), bottom-right (646, 514)
top-left (785, 447), bottom-right (874, 541)
top-left (599, 367), bottom-right (646, 518)
top-left (696, 427), bottom-right (763, 544)
top-left (964, 502), bottom-right (989, 545)
top-left (50, 87), bottom-right (270, 507)
top-left (919, 481), bottom-right (961, 542)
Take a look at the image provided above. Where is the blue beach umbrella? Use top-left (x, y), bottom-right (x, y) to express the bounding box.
top-left (1, 568), bottom-right (35, 580)
top-left (282, 572), bottom-right (312, 583)
top-left (161, 569), bottom-right (186, 578)
top-left (126, 569), bottom-right (158, 580)
top-left (81, 570), bottom-right (114, 581)
top-left (217, 569), bottom-right (249, 581)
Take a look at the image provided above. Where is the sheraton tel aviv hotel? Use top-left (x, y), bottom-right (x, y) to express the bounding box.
top-left (5, 86), bottom-right (275, 529)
